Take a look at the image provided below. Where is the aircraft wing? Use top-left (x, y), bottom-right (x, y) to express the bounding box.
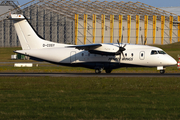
top-left (66, 44), bottom-right (102, 50)
top-left (66, 43), bottom-right (119, 55)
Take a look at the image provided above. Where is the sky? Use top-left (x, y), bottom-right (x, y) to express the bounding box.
top-left (16, 0), bottom-right (180, 7)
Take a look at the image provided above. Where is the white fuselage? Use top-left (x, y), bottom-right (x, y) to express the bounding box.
top-left (16, 43), bottom-right (177, 70)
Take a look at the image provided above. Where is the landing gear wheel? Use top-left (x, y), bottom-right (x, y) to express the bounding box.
top-left (95, 69), bottom-right (101, 74)
top-left (105, 69), bottom-right (112, 73)
top-left (160, 70), bottom-right (165, 74)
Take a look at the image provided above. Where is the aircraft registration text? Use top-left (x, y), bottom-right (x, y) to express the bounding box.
top-left (43, 44), bottom-right (55, 47)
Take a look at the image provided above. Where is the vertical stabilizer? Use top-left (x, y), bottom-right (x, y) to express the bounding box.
top-left (10, 14), bottom-right (62, 50)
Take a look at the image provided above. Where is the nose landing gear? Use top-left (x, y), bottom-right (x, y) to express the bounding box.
top-left (160, 70), bottom-right (165, 74)
top-left (157, 66), bottom-right (166, 74)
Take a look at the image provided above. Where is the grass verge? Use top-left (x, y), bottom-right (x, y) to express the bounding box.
top-left (0, 77), bottom-right (180, 119)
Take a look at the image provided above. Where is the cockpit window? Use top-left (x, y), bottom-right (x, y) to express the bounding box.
top-left (158, 51), bottom-right (166, 54)
top-left (151, 50), bottom-right (166, 55)
top-left (151, 50), bottom-right (158, 55)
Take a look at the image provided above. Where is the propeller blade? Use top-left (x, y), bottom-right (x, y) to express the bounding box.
top-left (117, 40), bottom-right (120, 47)
top-left (118, 52), bottom-right (125, 63)
top-left (123, 44), bottom-right (126, 48)
top-left (144, 38), bottom-right (147, 45)
top-left (121, 35), bottom-right (123, 44)
top-left (122, 52), bottom-right (125, 58)
top-left (119, 54), bottom-right (121, 62)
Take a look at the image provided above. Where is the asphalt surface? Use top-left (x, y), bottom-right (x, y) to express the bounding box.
top-left (0, 73), bottom-right (180, 77)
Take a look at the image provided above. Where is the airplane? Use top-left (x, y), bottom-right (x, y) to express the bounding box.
top-left (9, 14), bottom-right (177, 74)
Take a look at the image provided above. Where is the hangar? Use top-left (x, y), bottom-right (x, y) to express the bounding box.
top-left (0, 0), bottom-right (180, 47)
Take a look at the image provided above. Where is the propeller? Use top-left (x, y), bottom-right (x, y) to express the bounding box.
top-left (116, 35), bottom-right (126, 62)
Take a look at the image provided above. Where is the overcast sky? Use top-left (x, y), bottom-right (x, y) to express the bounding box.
top-left (16, 0), bottom-right (180, 7)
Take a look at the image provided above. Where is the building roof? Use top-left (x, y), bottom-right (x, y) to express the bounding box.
top-left (0, 6), bottom-right (13, 14)
top-left (160, 7), bottom-right (180, 16)
top-left (0, 0), bottom-right (20, 20)
top-left (0, 0), bottom-right (178, 21)
top-left (39, 0), bottom-right (177, 20)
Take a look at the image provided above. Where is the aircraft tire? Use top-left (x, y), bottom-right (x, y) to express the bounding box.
top-left (160, 70), bottom-right (165, 74)
top-left (105, 69), bottom-right (112, 73)
top-left (95, 69), bottom-right (101, 74)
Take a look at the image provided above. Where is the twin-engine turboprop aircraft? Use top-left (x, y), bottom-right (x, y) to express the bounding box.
top-left (9, 14), bottom-right (177, 74)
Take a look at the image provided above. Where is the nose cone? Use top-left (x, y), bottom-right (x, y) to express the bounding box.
top-left (160, 55), bottom-right (177, 66)
top-left (172, 58), bottom-right (177, 65)
top-left (167, 56), bottom-right (177, 66)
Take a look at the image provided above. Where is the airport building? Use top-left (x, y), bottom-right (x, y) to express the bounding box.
top-left (0, 0), bottom-right (180, 47)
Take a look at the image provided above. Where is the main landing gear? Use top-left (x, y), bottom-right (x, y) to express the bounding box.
top-left (95, 68), bottom-right (102, 74)
top-left (105, 69), bottom-right (112, 73)
top-left (95, 68), bottom-right (112, 74)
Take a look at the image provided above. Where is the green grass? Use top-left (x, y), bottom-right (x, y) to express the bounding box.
top-left (0, 77), bottom-right (180, 119)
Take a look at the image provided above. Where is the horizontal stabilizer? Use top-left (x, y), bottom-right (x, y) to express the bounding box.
top-left (9, 14), bottom-right (25, 20)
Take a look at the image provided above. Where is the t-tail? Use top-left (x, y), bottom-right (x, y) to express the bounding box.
top-left (9, 14), bottom-right (65, 50)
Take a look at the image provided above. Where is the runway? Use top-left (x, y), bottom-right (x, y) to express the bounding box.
top-left (0, 73), bottom-right (180, 77)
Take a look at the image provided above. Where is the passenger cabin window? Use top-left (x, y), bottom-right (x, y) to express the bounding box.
top-left (151, 50), bottom-right (166, 55)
